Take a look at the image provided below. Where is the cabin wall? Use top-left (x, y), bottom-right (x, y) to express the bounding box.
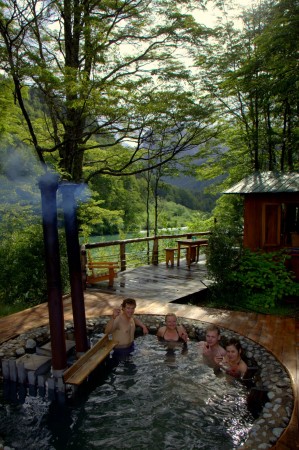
top-left (243, 196), bottom-right (264, 250)
top-left (243, 193), bottom-right (299, 250)
top-left (243, 192), bottom-right (299, 280)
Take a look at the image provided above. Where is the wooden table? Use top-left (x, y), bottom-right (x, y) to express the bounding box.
top-left (176, 239), bottom-right (208, 268)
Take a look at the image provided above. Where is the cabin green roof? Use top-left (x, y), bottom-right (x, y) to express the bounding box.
top-left (224, 171), bottom-right (299, 194)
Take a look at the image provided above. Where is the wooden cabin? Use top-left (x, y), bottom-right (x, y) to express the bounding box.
top-left (224, 171), bottom-right (299, 280)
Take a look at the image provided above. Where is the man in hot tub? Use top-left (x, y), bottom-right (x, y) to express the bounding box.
top-left (198, 324), bottom-right (226, 367)
top-left (105, 298), bottom-right (148, 361)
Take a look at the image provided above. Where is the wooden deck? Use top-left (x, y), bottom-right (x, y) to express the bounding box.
top-left (0, 259), bottom-right (298, 449)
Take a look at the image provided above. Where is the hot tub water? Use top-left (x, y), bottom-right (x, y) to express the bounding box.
top-left (1, 334), bottom-right (254, 449)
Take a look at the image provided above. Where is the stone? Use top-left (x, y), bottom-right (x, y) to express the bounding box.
top-left (272, 428), bottom-right (284, 438)
top-left (16, 353), bottom-right (51, 375)
top-left (36, 339), bottom-right (75, 356)
top-left (15, 347), bottom-right (25, 356)
top-left (25, 338), bottom-right (36, 353)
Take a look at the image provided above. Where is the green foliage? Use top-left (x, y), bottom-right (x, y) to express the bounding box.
top-left (205, 226), bottom-right (243, 286)
top-left (0, 0), bottom-right (215, 181)
top-left (158, 182), bottom-right (217, 212)
top-left (0, 151), bottom-right (70, 309)
top-left (77, 193), bottom-right (123, 240)
top-left (230, 249), bottom-right (299, 309)
top-left (206, 227), bottom-right (299, 310)
top-left (150, 199), bottom-right (198, 230)
top-left (186, 212), bottom-right (214, 233)
top-left (212, 195), bottom-right (244, 232)
top-left (0, 223), bottom-right (70, 308)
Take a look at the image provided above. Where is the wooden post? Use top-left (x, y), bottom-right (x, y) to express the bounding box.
top-left (60, 182), bottom-right (88, 354)
top-left (80, 245), bottom-right (88, 289)
top-left (120, 242), bottom-right (126, 271)
top-left (152, 237), bottom-right (159, 265)
top-left (38, 173), bottom-right (67, 372)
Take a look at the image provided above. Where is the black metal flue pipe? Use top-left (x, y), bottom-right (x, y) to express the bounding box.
top-left (60, 182), bottom-right (88, 354)
top-left (38, 172), bottom-right (67, 371)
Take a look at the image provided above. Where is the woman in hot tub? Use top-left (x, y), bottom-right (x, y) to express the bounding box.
top-left (156, 313), bottom-right (188, 343)
top-left (215, 338), bottom-right (248, 379)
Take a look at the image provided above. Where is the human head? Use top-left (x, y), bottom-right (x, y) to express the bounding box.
top-left (205, 324), bottom-right (221, 336)
top-left (205, 324), bottom-right (221, 347)
top-left (225, 338), bottom-right (242, 360)
top-left (165, 313), bottom-right (177, 328)
top-left (121, 298), bottom-right (137, 309)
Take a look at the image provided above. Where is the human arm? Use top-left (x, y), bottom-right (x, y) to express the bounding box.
top-left (134, 317), bottom-right (149, 335)
top-left (198, 341), bottom-right (213, 356)
top-left (104, 308), bottom-right (121, 334)
top-left (178, 325), bottom-right (188, 343)
top-left (214, 347), bottom-right (226, 364)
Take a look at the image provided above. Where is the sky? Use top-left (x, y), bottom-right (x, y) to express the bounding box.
top-left (198, 0), bottom-right (256, 27)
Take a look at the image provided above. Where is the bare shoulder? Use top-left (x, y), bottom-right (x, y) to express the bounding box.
top-left (156, 326), bottom-right (166, 337)
top-left (240, 359), bottom-right (248, 374)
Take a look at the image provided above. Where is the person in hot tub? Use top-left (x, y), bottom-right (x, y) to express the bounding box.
top-left (156, 313), bottom-right (188, 343)
top-left (198, 324), bottom-right (226, 367)
top-left (215, 338), bottom-right (248, 379)
top-left (105, 298), bottom-right (148, 360)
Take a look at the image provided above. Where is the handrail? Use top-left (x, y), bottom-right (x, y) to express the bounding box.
top-left (81, 231), bottom-right (211, 283)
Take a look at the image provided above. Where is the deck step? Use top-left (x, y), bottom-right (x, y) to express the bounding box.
top-left (63, 334), bottom-right (117, 385)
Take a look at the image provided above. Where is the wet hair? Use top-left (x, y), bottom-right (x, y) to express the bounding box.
top-left (121, 298), bottom-right (136, 308)
top-left (205, 324), bottom-right (221, 335)
top-left (226, 338), bottom-right (242, 353)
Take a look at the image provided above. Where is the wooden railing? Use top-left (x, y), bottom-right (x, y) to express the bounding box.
top-left (80, 231), bottom-right (211, 276)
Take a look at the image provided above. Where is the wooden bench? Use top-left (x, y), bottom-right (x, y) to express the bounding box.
top-left (63, 334), bottom-right (118, 385)
top-left (86, 250), bottom-right (119, 287)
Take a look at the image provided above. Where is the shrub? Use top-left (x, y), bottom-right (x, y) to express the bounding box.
top-left (205, 227), bottom-right (299, 309)
top-left (230, 249), bottom-right (299, 308)
top-left (0, 223), bottom-right (70, 308)
top-left (205, 226), bottom-right (243, 286)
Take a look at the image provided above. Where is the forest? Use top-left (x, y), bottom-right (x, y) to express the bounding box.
top-left (0, 0), bottom-right (298, 309)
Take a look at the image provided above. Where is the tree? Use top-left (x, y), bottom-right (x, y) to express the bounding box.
top-left (0, 0), bottom-right (215, 182)
top-left (254, 0), bottom-right (299, 170)
top-left (194, 0), bottom-right (299, 191)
